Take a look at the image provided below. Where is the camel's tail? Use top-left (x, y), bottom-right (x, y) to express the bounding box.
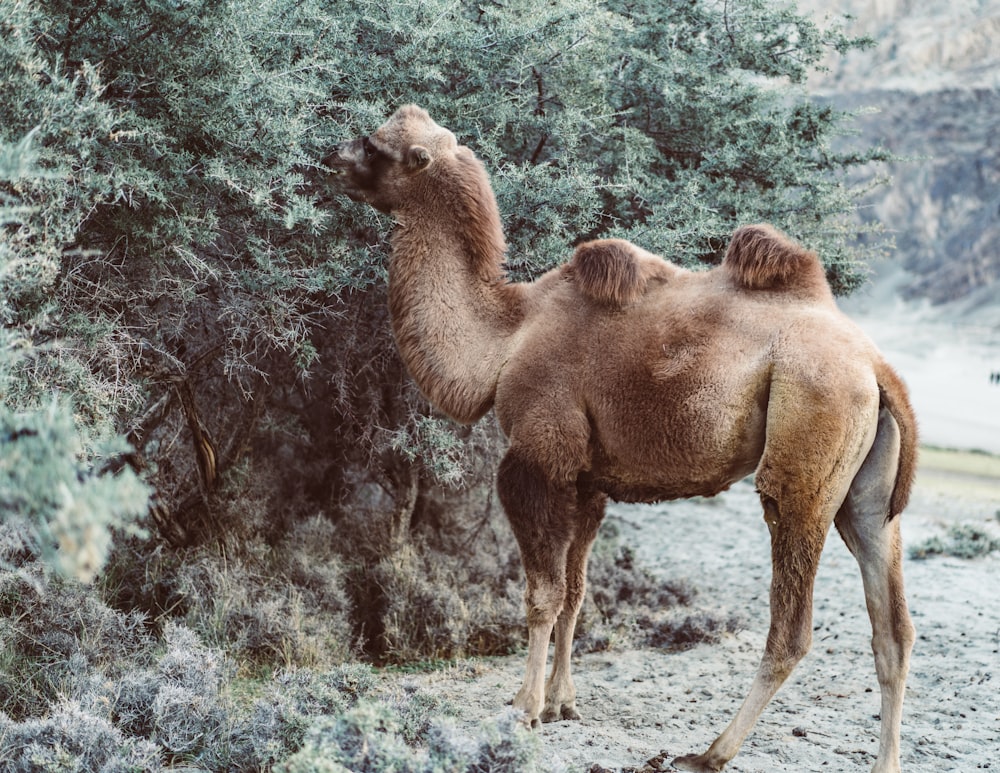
top-left (876, 358), bottom-right (919, 518)
top-left (724, 224), bottom-right (830, 298)
top-left (569, 239), bottom-right (646, 308)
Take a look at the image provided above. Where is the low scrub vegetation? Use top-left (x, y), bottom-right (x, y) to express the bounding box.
top-left (0, 518), bottom-right (733, 772)
top-left (909, 523), bottom-right (1000, 560)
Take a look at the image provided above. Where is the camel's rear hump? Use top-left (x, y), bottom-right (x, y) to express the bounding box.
top-left (724, 224), bottom-right (831, 300)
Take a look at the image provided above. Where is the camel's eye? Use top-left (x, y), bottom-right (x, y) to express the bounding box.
top-left (363, 137), bottom-right (378, 159)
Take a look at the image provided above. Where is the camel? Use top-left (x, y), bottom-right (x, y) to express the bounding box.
top-left (321, 105), bottom-right (918, 773)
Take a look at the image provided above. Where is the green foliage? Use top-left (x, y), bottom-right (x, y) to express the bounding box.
top-left (1, 127), bottom-right (149, 582)
top-left (1, 0), bottom-right (892, 682)
top-left (389, 416), bottom-right (483, 488)
top-left (0, 0), bottom-right (889, 492)
top-left (0, 399), bottom-right (148, 582)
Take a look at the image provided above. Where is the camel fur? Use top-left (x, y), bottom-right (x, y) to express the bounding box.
top-left (322, 104), bottom-right (918, 773)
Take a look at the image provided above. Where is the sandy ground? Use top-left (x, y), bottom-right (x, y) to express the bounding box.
top-left (388, 460), bottom-right (999, 772)
top-left (386, 287), bottom-right (1000, 771)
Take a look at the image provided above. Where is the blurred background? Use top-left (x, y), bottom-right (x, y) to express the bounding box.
top-left (801, 0), bottom-right (1000, 453)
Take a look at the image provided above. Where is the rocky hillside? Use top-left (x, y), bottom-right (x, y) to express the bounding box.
top-left (800, 0), bottom-right (1000, 305)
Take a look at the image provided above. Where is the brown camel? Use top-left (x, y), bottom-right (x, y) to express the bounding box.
top-left (321, 105), bottom-right (918, 773)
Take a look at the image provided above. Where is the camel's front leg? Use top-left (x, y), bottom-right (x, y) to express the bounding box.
top-left (497, 449), bottom-right (577, 727)
top-left (541, 486), bottom-right (606, 723)
top-left (513, 579), bottom-right (564, 727)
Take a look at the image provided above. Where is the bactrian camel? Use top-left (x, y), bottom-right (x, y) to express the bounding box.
top-left (322, 105), bottom-right (917, 773)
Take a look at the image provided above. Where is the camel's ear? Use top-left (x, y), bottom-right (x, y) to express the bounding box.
top-left (406, 146), bottom-right (432, 171)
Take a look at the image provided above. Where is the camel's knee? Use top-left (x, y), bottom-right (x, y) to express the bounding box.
top-left (525, 579), bottom-right (567, 627)
top-left (764, 628), bottom-right (812, 681)
top-left (873, 643), bottom-right (909, 689)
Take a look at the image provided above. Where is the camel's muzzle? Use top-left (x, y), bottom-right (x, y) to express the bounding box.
top-left (315, 138), bottom-right (390, 210)
top-left (322, 138), bottom-right (367, 172)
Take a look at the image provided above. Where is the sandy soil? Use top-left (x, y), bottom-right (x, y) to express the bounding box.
top-left (387, 459), bottom-right (999, 772)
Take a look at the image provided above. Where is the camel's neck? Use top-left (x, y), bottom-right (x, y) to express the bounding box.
top-left (387, 152), bottom-right (524, 424)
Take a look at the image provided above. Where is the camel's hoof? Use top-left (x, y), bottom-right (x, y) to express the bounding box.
top-left (540, 703), bottom-right (581, 723)
top-left (671, 753), bottom-right (723, 773)
top-left (512, 707), bottom-right (541, 731)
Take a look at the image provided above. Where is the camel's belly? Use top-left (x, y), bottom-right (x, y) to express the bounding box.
top-left (589, 475), bottom-right (742, 504)
top-left (582, 360), bottom-right (769, 502)
top-left (587, 434), bottom-right (762, 504)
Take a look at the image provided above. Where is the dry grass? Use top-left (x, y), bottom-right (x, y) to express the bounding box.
top-left (919, 446), bottom-right (1000, 479)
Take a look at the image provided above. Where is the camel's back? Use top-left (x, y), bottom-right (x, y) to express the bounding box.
top-left (565, 226), bottom-right (832, 311)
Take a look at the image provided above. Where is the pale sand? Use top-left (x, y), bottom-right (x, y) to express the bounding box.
top-left (387, 462), bottom-right (998, 771)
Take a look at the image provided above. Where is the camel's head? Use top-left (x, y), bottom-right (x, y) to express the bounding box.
top-left (321, 104), bottom-right (458, 213)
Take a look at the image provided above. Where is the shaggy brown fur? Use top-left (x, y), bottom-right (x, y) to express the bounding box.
top-left (323, 105), bottom-right (918, 773)
top-left (567, 239), bottom-right (681, 308)
top-left (723, 222), bottom-right (831, 297)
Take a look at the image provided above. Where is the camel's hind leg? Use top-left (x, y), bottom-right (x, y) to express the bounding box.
top-left (834, 406), bottom-right (914, 773)
top-left (541, 484), bottom-right (606, 723)
top-left (674, 394), bottom-right (879, 773)
top-left (672, 492), bottom-right (832, 772)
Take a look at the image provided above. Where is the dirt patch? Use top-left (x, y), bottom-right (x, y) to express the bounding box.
top-left (381, 451), bottom-right (999, 771)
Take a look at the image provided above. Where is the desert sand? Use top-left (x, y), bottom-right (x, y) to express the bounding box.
top-left (391, 457), bottom-right (998, 771)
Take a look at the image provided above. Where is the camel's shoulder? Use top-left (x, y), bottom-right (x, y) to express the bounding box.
top-left (563, 239), bottom-right (683, 309)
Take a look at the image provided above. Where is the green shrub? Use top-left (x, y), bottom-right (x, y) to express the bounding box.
top-left (910, 523), bottom-right (1000, 560)
top-left (0, 700), bottom-right (163, 773)
top-left (0, 555), bottom-right (570, 773)
top-left (276, 705), bottom-right (564, 773)
top-left (363, 541), bottom-right (524, 664)
top-left (0, 399), bottom-right (148, 583)
top-left (100, 515), bottom-right (357, 669)
top-left (0, 554), bottom-right (152, 720)
top-left (2, 0), bottom-right (892, 682)
top-left (1, 128), bottom-right (149, 583)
